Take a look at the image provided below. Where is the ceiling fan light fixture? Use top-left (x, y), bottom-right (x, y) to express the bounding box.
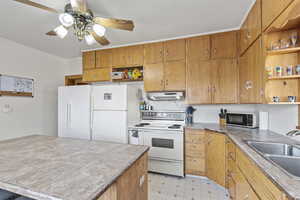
top-left (54, 25), bottom-right (68, 39)
top-left (93, 24), bottom-right (106, 37)
top-left (85, 34), bottom-right (97, 45)
top-left (59, 13), bottom-right (74, 27)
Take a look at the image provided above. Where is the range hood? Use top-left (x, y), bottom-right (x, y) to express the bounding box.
top-left (147, 92), bottom-right (185, 101)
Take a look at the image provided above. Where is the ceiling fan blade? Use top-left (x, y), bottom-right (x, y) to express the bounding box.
top-left (12, 0), bottom-right (58, 13)
top-left (70, 0), bottom-right (87, 13)
top-left (91, 32), bottom-right (110, 45)
top-left (94, 17), bottom-right (135, 31)
top-left (46, 30), bottom-right (57, 36)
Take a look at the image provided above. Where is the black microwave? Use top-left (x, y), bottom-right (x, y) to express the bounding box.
top-left (226, 113), bottom-right (258, 128)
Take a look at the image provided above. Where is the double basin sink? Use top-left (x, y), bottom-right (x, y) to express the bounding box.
top-left (246, 140), bottom-right (300, 179)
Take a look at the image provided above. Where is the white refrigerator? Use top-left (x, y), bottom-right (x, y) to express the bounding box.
top-left (58, 84), bottom-right (140, 143)
top-left (91, 84), bottom-right (140, 144)
top-left (58, 85), bottom-right (91, 140)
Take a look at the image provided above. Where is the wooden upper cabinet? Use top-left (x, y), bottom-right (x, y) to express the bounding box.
top-left (112, 47), bottom-right (127, 67)
top-left (112, 46), bottom-right (144, 67)
top-left (186, 60), bottom-right (212, 104)
top-left (83, 51), bottom-right (96, 70)
top-left (144, 63), bottom-right (165, 92)
top-left (211, 59), bottom-right (238, 104)
top-left (82, 68), bottom-right (111, 82)
top-left (187, 35), bottom-right (210, 61)
top-left (211, 31), bottom-right (237, 59)
top-left (262, 0), bottom-right (293, 31)
top-left (164, 60), bottom-right (186, 91)
top-left (96, 49), bottom-right (112, 68)
top-left (240, 0), bottom-right (262, 55)
top-left (164, 39), bottom-right (186, 62)
top-left (144, 42), bottom-right (164, 64)
top-left (239, 37), bottom-right (264, 104)
top-left (127, 45), bottom-right (144, 66)
top-left (206, 131), bottom-right (226, 187)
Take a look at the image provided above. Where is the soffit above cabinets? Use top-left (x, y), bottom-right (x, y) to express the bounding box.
top-left (0, 0), bottom-right (254, 58)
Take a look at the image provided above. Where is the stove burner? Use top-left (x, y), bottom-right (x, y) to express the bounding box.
top-left (168, 124), bottom-right (182, 129)
top-left (135, 123), bottom-right (150, 127)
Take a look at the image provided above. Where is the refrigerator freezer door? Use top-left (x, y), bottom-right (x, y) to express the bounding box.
top-left (92, 110), bottom-right (128, 143)
top-left (92, 85), bottom-right (127, 111)
top-left (58, 86), bottom-right (91, 140)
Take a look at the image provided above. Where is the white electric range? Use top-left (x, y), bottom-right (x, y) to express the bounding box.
top-left (128, 111), bottom-right (185, 177)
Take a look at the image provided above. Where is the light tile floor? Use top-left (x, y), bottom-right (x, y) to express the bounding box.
top-left (149, 173), bottom-right (230, 200)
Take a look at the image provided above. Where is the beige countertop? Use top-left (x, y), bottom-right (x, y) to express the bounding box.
top-left (185, 123), bottom-right (300, 200)
top-left (0, 135), bottom-right (149, 200)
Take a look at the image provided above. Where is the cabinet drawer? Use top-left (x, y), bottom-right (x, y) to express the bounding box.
top-left (186, 133), bottom-right (206, 144)
top-left (185, 157), bottom-right (205, 176)
top-left (237, 149), bottom-right (286, 200)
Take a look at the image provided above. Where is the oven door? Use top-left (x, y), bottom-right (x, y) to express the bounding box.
top-left (141, 130), bottom-right (183, 161)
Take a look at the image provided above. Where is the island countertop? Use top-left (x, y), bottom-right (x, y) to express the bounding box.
top-left (0, 135), bottom-right (149, 200)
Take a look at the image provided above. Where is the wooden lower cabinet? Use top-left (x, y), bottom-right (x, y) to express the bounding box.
top-left (206, 131), bottom-right (226, 187)
top-left (235, 166), bottom-right (259, 200)
top-left (98, 152), bottom-right (148, 200)
top-left (185, 130), bottom-right (289, 200)
top-left (185, 129), bottom-right (206, 176)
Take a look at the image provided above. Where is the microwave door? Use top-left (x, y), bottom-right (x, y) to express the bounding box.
top-left (227, 114), bottom-right (247, 126)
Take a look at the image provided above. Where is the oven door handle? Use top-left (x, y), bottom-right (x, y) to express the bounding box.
top-left (149, 157), bottom-right (182, 163)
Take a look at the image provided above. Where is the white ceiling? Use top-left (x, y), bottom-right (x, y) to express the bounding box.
top-left (0, 0), bottom-right (254, 58)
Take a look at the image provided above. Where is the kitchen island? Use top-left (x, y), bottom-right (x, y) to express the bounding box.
top-left (0, 135), bottom-right (149, 200)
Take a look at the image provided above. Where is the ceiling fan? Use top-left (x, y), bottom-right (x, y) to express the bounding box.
top-left (12, 0), bottom-right (135, 46)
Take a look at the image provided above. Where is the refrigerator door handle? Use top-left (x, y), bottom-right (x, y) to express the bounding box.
top-left (91, 96), bottom-right (94, 130)
top-left (69, 104), bottom-right (72, 129)
top-left (66, 104), bottom-right (69, 128)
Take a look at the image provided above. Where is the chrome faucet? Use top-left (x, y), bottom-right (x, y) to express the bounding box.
top-left (286, 130), bottom-right (300, 137)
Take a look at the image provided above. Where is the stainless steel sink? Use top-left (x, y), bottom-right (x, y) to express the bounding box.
top-left (246, 141), bottom-right (300, 157)
top-left (266, 155), bottom-right (300, 178)
top-left (245, 140), bottom-right (300, 179)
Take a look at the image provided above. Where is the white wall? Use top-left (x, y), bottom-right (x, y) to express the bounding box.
top-left (0, 37), bottom-right (68, 140)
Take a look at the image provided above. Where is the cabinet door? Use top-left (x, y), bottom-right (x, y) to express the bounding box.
top-left (247, 0), bottom-right (262, 46)
top-left (235, 167), bottom-right (259, 200)
top-left (144, 42), bottom-right (164, 64)
top-left (144, 63), bottom-right (165, 92)
top-left (187, 36), bottom-right (210, 61)
top-left (164, 60), bottom-right (186, 91)
top-left (186, 60), bottom-right (212, 104)
top-left (262, 0), bottom-right (293, 31)
top-left (128, 45), bottom-right (144, 66)
top-left (239, 38), bottom-right (264, 103)
top-left (206, 131), bottom-right (226, 187)
top-left (211, 31), bottom-right (237, 59)
top-left (240, 0), bottom-right (262, 55)
top-left (83, 51), bottom-right (96, 70)
top-left (112, 47), bottom-right (128, 67)
top-left (211, 59), bottom-right (238, 104)
top-left (96, 49), bottom-right (112, 68)
top-left (82, 68), bottom-right (111, 82)
top-left (164, 39), bottom-right (186, 62)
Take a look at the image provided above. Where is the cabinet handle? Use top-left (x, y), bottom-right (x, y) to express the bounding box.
top-left (213, 48), bottom-right (217, 54)
top-left (208, 86), bottom-right (210, 93)
top-left (243, 194), bottom-right (249, 200)
top-left (161, 80), bottom-right (164, 86)
top-left (246, 31), bottom-right (251, 39)
top-left (166, 79), bottom-right (169, 86)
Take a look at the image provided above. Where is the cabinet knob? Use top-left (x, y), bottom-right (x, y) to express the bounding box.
top-left (246, 31), bottom-right (251, 39)
top-left (166, 80), bottom-right (169, 86)
top-left (213, 48), bottom-right (217, 54)
top-left (243, 194), bottom-right (249, 200)
top-left (161, 80), bottom-right (164, 86)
